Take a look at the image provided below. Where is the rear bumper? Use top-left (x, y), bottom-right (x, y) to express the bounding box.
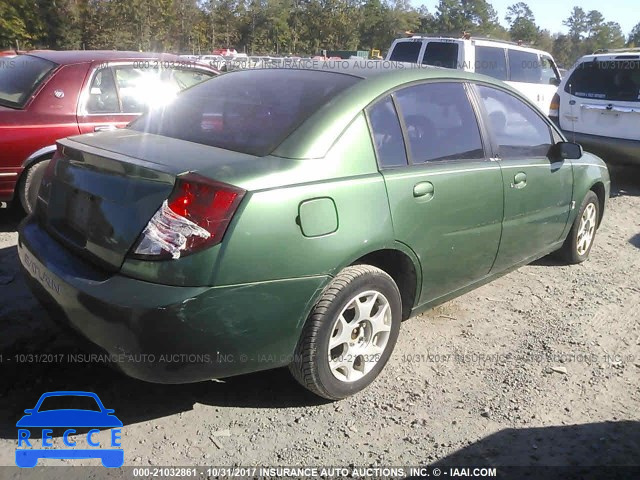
top-left (18, 217), bottom-right (328, 383)
top-left (562, 130), bottom-right (640, 165)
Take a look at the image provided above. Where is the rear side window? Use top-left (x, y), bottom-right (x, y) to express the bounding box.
top-left (130, 69), bottom-right (360, 156)
top-left (475, 46), bottom-right (507, 81)
top-left (87, 65), bottom-right (215, 114)
top-left (0, 55), bottom-right (57, 108)
top-left (565, 60), bottom-right (640, 102)
top-left (87, 68), bottom-right (119, 113)
top-left (367, 96), bottom-right (407, 168)
top-left (388, 41), bottom-right (422, 63)
top-left (422, 42), bottom-right (459, 69)
top-left (477, 85), bottom-right (553, 158)
top-left (508, 49), bottom-right (541, 83)
top-left (394, 82), bottom-right (484, 163)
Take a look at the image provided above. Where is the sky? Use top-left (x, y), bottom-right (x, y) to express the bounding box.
top-left (416, 0), bottom-right (639, 36)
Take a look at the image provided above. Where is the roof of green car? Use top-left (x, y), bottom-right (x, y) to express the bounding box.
top-left (261, 62), bottom-right (514, 159)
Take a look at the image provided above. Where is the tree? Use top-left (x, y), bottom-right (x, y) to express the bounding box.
top-left (434, 0), bottom-right (503, 37)
top-left (629, 22), bottom-right (640, 47)
top-left (505, 2), bottom-right (538, 43)
top-left (552, 33), bottom-right (574, 68)
top-left (0, 0), bottom-right (33, 49)
top-left (563, 7), bottom-right (587, 41)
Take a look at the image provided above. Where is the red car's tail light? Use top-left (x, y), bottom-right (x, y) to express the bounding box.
top-left (549, 93), bottom-right (560, 120)
top-left (130, 173), bottom-right (245, 260)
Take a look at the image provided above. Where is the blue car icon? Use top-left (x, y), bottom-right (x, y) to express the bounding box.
top-left (16, 391), bottom-right (123, 468)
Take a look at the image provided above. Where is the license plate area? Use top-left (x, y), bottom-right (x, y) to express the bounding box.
top-left (66, 189), bottom-right (95, 234)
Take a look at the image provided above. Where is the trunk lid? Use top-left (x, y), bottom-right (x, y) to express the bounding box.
top-left (37, 130), bottom-right (263, 271)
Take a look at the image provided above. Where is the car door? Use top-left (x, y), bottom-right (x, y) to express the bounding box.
top-left (505, 49), bottom-right (549, 111)
top-left (473, 84), bottom-right (573, 272)
top-left (77, 64), bottom-right (132, 134)
top-left (367, 81), bottom-right (504, 305)
top-left (538, 54), bottom-right (561, 112)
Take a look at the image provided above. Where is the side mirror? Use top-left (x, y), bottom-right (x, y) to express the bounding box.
top-left (549, 77), bottom-right (561, 86)
top-left (548, 142), bottom-right (583, 161)
top-left (24, 409), bottom-right (34, 414)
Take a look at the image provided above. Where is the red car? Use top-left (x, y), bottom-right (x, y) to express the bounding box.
top-left (0, 50), bottom-right (218, 212)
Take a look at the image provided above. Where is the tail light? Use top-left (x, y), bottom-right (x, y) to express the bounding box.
top-left (549, 93), bottom-right (560, 121)
top-left (130, 173), bottom-right (245, 260)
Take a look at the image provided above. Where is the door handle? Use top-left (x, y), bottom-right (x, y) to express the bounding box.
top-left (94, 125), bottom-right (117, 132)
top-left (413, 181), bottom-right (434, 200)
top-left (510, 172), bottom-right (527, 189)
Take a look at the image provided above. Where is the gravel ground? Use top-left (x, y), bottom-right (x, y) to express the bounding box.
top-left (0, 165), bottom-right (638, 470)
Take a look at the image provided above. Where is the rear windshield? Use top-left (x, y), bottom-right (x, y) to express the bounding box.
top-left (388, 41), bottom-right (422, 63)
top-left (129, 69), bottom-right (360, 156)
top-left (0, 55), bottom-right (57, 108)
top-left (566, 59), bottom-right (640, 102)
top-left (422, 42), bottom-right (459, 69)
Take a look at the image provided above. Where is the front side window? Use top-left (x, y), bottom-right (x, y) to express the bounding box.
top-left (394, 82), bottom-right (485, 163)
top-left (566, 60), bottom-right (640, 102)
top-left (422, 42), bottom-right (459, 69)
top-left (388, 41), bottom-right (422, 63)
top-left (476, 85), bottom-right (553, 158)
top-left (475, 46), bottom-right (507, 81)
top-left (366, 96), bottom-right (407, 168)
top-left (129, 69), bottom-right (360, 156)
top-left (0, 55), bottom-right (57, 108)
top-left (540, 56), bottom-right (560, 85)
top-left (508, 49), bottom-right (541, 83)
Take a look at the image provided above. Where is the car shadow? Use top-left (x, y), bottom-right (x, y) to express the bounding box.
top-left (0, 205), bottom-right (24, 232)
top-left (630, 234), bottom-right (640, 249)
top-left (608, 164), bottom-right (640, 197)
top-left (0, 243), bottom-right (326, 440)
top-left (413, 421), bottom-right (640, 478)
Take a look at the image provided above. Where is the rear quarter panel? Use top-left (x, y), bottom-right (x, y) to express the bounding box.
top-left (120, 113), bottom-right (397, 287)
top-left (211, 112), bottom-right (397, 285)
top-left (567, 153), bottom-right (611, 229)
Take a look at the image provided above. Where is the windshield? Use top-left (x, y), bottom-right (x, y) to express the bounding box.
top-left (0, 55), bottom-right (57, 108)
top-left (129, 69), bottom-right (361, 156)
top-left (566, 59), bottom-right (640, 102)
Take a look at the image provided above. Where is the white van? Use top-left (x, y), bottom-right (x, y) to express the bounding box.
top-left (551, 49), bottom-right (640, 165)
top-left (386, 36), bottom-right (562, 114)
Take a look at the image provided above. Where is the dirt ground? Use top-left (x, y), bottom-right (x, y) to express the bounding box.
top-left (0, 165), bottom-right (638, 471)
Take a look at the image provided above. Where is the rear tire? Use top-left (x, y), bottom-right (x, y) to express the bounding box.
top-left (19, 159), bottom-right (50, 215)
top-left (289, 265), bottom-right (402, 400)
top-left (558, 191), bottom-right (600, 264)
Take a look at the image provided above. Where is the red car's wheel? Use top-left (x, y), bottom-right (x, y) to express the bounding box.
top-left (19, 159), bottom-right (50, 215)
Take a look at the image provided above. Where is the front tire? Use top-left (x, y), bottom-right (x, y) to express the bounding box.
top-left (558, 191), bottom-right (600, 264)
top-left (289, 265), bottom-right (402, 400)
top-left (19, 159), bottom-right (50, 214)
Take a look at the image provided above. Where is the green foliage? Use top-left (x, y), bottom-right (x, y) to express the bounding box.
top-left (0, 0), bottom-right (632, 66)
top-left (629, 23), bottom-right (640, 47)
top-left (506, 2), bottom-right (538, 43)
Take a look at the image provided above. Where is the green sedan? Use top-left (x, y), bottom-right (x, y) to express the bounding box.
top-left (18, 63), bottom-right (610, 400)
